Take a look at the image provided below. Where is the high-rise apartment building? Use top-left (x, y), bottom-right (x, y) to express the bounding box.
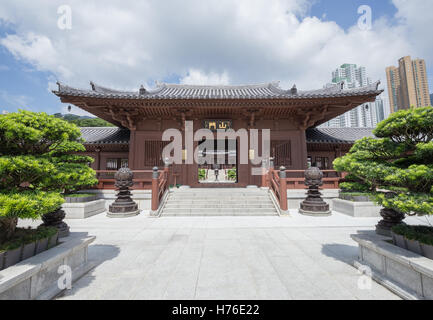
top-left (385, 56), bottom-right (431, 112)
top-left (321, 64), bottom-right (385, 128)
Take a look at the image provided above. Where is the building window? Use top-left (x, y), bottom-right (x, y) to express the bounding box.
top-left (315, 157), bottom-right (329, 170)
top-left (106, 158), bottom-right (129, 170)
top-left (307, 156), bottom-right (312, 168)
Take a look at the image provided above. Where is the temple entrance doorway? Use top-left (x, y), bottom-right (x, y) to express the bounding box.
top-left (197, 139), bottom-right (238, 184)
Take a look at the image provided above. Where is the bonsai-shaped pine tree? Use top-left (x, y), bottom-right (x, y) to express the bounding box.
top-left (0, 110), bottom-right (98, 243)
top-left (334, 107), bottom-right (433, 234)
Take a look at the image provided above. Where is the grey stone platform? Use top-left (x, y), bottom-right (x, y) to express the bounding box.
top-left (352, 233), bottom-right (433, 300)
top-left (0, 235), bottom-right (95, 300)
top-left (333, 199), bottom-right (382, 217)
top-left (17, 209), bottom-right (433, 300)
top-left (63, 199), bottom-right (106, 219)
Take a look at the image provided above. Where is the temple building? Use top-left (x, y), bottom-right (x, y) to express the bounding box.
top-left (54, 81), bottom-right (381, 188)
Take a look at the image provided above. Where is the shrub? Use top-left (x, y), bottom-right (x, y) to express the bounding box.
top-left (0, 226), bottom-right (58, 251)
top-left (198, 169), bottom-right (206, 180)
top-left (392, 224), bottom-right (433, 246)
top-left (340, 182), bottom-right (370, 193)
top-left (0, 110), bottom-right (97, 244)
top-left (227, 169), bottom-right (237, 181)
top-left (333, 107), bottom-right (433, 217)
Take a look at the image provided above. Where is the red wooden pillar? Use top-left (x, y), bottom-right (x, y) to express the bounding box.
top-left (279, 166), bottom-right (288, 211)
top-left (261, 165), bottom-right (268, 188)
top-left (151, 167), bottom-right (159, 211)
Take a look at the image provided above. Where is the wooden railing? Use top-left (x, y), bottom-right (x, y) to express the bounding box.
top-left (94, 170), bottom-right (155, 190)
top-left (151, 166), bottom-right (170, 211)
top-left (266, 167), bottom-right (288, 211)
top-left (283, 170), bottom-right (343, 190)
top-left (264, 168), bottom-right (344, 212)
top-left (94, 167), bottom-right (170, 212)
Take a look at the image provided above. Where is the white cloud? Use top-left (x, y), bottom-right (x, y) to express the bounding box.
top-left (180, 69), bottom-right (230, 85)
top-left (0, 0), bottom-right (431, 100)
top-left (0, 90), bottom-right (32, 109)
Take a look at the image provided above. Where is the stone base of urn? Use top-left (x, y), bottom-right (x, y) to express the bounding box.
top-left (107, 167), bottom-right (140, 218)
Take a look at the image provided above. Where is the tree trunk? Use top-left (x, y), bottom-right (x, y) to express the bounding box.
top-left (0, 217), bottom-right (18, 244)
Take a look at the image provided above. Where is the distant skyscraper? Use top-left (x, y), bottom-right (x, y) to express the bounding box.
top-left (385, 56), bottom-right (431, 112)
top-left (321, 64), bottom-right (384, 128)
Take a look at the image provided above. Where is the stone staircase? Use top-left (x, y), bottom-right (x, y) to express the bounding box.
top-left (160, 188), bottom-right (279, 216)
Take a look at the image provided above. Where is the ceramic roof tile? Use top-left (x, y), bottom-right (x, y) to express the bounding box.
top-left (80, 127), bottom-right (374, 145)
top-left (55, 81), bottom-right (382, 100)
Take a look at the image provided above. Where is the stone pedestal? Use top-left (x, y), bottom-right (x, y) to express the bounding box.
top-left (40, 209), bottom-right (70, 238)
top-left (107, 168), bottom-right (140, 218)
top-left (376, 208), bottom-right (405, 236)
top-left (375, 191), bottom-right (405, 236)
top-left (299, 167), bottom-right (331, 216)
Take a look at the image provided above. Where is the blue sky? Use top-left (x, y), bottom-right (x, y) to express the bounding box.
top-left (310, 0), bottom-right (398, 29)
top-left (0, 0), bottom-right (431, 116)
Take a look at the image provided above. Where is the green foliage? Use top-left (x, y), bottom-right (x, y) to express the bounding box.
top-left (64, 193), bottom-right (95, 198)
top-left (227, 168), bottom-right (237, 181)
top-left (198, 169), bottom-right (206, 180)
top-left (333, 107), bottom-right (433, 216)
top-left (0, 226), bottom-right (58, 251)
top-left (0, 110), bottom-right (97, 242)
top-left (0, 110), bottom-right (97, 193)
top-left (0, 191), bottom-right (64, 220)
top-left (376, 192), bottom-right (433, 216)
top-left (374, 107), bottom-right (433, 145)
top-left (54, 113), bottom-right (115, 127)
top-left (392, 224), bottom-right (433, 246)
top-left (0, 110), bottom-right (83, 156)
top-left (339, 182), bottom-right (370, 193)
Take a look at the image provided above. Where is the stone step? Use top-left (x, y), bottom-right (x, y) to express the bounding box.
top-left (162, 211), bottom-right (277, 217)
top-left (170, 194), bottom-right (269, 198)
top-left (164, 204), bottom-right (275, 209)
top-left (165, 200), bottom-right (274, 205)
top-left (161, 208), bottom-right (277, 214)
top-left (169, 196), bottom-right (271, 200)
top-left (171, 190), bottom-right (265, 194)
top-left (160, 188), bottom-right (278, 217)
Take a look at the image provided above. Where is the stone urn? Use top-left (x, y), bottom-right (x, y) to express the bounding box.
top-left (299, 167), bottom-right (331, 216)
top-left (40, 208), bottom-right (70, 238)
top-left (376, 192), bottom-right (405, 236)
top-left (107, 168), bottom-right (140, 218)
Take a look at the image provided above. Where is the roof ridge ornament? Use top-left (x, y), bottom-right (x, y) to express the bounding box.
top-left (139, 85), bottom-right (146, 95)
top-left (291, 84), bottom-right (297, 95)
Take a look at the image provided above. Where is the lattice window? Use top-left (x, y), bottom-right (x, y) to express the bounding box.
top-left (271, 140), bottom-right (292, 167)
top-left (143, 141), bottom-right (170, 167)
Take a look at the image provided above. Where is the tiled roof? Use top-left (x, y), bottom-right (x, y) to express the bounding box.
top-left (80, 127), bottom-right (374, 145)
top-left (306, 127), bottom-right (375, 144)
top-left (55, 81), bottom-right (382, 100)
top-left (80, 127), bottom-right (130, 144)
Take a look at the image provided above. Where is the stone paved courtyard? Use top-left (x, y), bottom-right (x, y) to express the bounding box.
top-left (19, 211), bottom-right (432, 300)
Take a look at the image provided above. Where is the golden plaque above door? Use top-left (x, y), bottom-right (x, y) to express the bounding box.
top-left (203, 120), bottom-right (233, 131)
